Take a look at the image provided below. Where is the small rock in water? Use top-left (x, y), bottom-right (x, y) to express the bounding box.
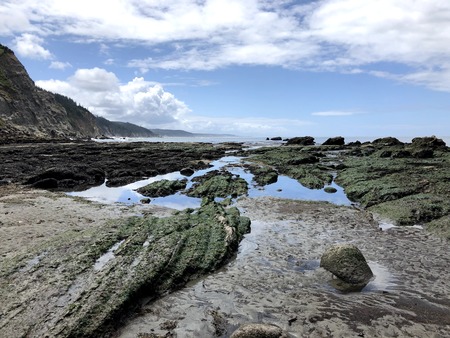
top-left (231, 323), bottom-right (288, 338)
top-left (180, 167), bottom-right (195, 176)
top-left (140, 198), bottom-right (151, 204)
top-left (320, 243), bottom-right (373, 292)
top-left (324, 186), bottom-right (337, 194)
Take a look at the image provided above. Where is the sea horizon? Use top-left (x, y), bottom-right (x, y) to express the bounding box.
top-left (95, 134), bottom-right (450, 146)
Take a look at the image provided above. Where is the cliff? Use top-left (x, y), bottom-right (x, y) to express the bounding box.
top-left (0, 44), bottom-right (156, 141)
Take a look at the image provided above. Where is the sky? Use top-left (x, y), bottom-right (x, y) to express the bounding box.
top-left (1, 0), bottom-right (450, 138)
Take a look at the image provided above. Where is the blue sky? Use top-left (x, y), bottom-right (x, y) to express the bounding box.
top-left (1, 0), bottom-right (449, 138)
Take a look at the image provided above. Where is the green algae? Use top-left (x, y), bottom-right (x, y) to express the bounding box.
top-left (247, 165), bottom-right (278, 186)
top-left (187, 171), bottom-right (248, 198)
top-left (56, 201), bottom-right (250, 337)
top-left (335, 144), bottom-right (449, 230)
top-left (137, 179), bottom-right (187, 197)
top-left (0, 201), bottom-right (250, 338)
top-left (242, 146), bottom-right (333, 189)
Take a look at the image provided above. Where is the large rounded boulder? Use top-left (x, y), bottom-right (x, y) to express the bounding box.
top-left (320, 244), bottom-right (373, 291)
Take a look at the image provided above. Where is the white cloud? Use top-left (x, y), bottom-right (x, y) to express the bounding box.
top-left (12, 33), bottom-right (52, 60)
top-left (173, 115), bottom-right (315, 136)
top-left (2, 0), bottom-right (450, 91)
top-left (49, 61), bottom-right (72, 70)
top-left (36, 68), bottom-right (190, 126)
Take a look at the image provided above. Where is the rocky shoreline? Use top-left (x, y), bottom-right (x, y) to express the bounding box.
top-left (0, 137), bottom-right (449, 337)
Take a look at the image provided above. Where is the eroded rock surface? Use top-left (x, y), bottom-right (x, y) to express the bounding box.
top-left (0, 198), bottom-right (250, 337)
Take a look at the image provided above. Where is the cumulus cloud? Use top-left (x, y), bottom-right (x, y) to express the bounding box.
top-left (2, 0), bottom-right (450, 91)
top-left (36, 68), bottom-right (190, 126)
top-left (12, 33), bottom-right (52, 59)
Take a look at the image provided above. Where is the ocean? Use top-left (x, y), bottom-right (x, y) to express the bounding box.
top-left (95, 135), bottom-right (450, 146)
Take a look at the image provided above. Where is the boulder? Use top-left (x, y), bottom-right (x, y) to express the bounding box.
top-left (180, 167), bottom-right (195, 176)
top-left (270, 136), bottom-right (282, 141)
top-left (286, 136), bottom-right (315, 146)
top-left (320, 244), bottom-right (373, 290)
top-left (231, 323), bottom-right (288, 338)
top-left (372, 137), bottom-right (403, 146)
top-left (322, 136), bottom-right (345, 146)
top-left (411, 136), bottom-right (446, 149)
top-left (324, 186), bottom-right (337, 193)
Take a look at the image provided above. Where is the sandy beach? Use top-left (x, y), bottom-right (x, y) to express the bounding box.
top-left (1, 184), bottom-right (448, 337)
top-left (0, 138), bottom-right (449, 337)
top-left (116, 196), bottom-right (450, 337)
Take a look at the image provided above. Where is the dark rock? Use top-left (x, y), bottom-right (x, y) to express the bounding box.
top-left (413, 149), bottom-right (434, 158)
top-left (320, 244), bottom-right (373, 290)
top-left (270, 137), bottom-right (282, 141)
top-left (288, 155), bottom-right (319, 165)
top-left (180, 168), bottom-right (195, 176)
top-left (322, 136), bottom-right (345, 146)
top-left (392, 150), bottom-right (411, 158)
top-left (140, 198), bottom-right (151, 204)
top-left (411, 136), bottom-right (446, 149)
top-left (231, 323), bottom-right (288, 338)
top-left (346, 141), bottom-right (361, 147)
top-left (372, 137), bottom-right (403, 146)
top-left (1, 141), bottom-right (233, 191)
top-left (285, 136), bottom-right (315, 146)
top-left (26, 166), bottom-right (105, 190)
top-left (324, 186), bottom-right (337, 193)
top-left (379, 150), bottom-right (392, 158)
top-left (31, 178), bottom-right (58, 189)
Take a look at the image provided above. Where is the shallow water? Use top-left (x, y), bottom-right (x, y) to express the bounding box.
top-left (68, 156), bottom-right (352, 208)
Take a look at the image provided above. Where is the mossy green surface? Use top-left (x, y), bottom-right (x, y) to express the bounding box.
top-left (187, 171), bottom-right (248, 198)
top-left (242, 146), bottom-right (333, 189)
top-left (0, 201), bottom-right (250, 338)
top-left (137, 179), bottom-right (187, 197)
top-left (248, 165), bottom-right (278, 186)
top-left (336, 145), bottom-right (449, 229)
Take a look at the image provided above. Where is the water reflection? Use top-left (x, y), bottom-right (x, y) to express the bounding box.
top-left (68, 156), bottom-right (352, 208)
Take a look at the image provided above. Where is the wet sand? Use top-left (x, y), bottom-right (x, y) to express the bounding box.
top-left (1, 185), bottom-right (449, 337)
top-left (116, 197), bottom-right (450, 338)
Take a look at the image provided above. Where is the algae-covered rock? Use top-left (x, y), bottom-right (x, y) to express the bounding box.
top-left (320, 244), bottom-right (373, 291)
top-left (372, 137), bottom-right (403, 147)
top-left (137, 178), bottom-right (187, 197)
top-left (0, 201), bottom-right (250, 338)
top-left (336, 140), bottom-right (449, 231)
top-left (411, 136), bottom-right (446, 149)
top-left (241, 146), bottom-right (333, 189)
top-left (187, 171), bottom-right (248, 199)
top-left (248, 165), bottom-right (278, 186)
top-left (231, 323), bottom-right (288, 338)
